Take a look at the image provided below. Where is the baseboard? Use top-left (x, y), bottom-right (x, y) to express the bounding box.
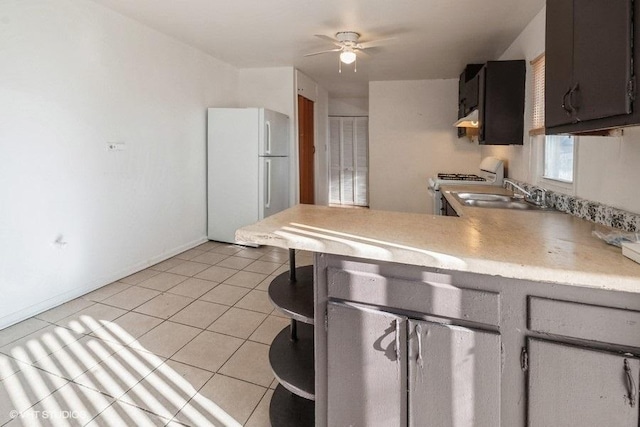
top-left (0, 236), bottom-right (208, 330)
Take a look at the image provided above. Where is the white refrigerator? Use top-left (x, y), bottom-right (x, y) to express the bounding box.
top-left (207, 108), bottom-right (290, 244)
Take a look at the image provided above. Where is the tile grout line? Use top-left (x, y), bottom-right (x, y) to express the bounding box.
top-left (166, 372), bottom-right (268, 427)
top-left (0, 322), bottom-right (52, 349)
top-left (240, 383), bottom-right (270, 426)
top-left (1, 244), bottom-right (302, 426)
top-left (68, 309), bottom-right (212, 424)
top-left (7, 322), bottom-right (140, 420)
top-left (102, 356), bottom-right (210, 424)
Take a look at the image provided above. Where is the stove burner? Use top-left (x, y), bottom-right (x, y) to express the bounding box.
top-left (437, 173), bottom-right (486, 182)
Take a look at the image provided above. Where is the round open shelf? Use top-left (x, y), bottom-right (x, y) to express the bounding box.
top-left (268, 265), bottom-right (314, 324)
top-left (269, 322), bottom-right (315, 400)
top-left (270, 384), bottom-right (315, 427)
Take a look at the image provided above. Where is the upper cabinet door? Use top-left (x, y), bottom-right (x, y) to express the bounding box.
top-left (326, 302), bottom-right (408, 427)
top-left (546, 0), bottom-right (634, 131)
top-left (572, 0), bottom-right (632, 122)
top-left (528, 339), bottom-right (640, 427)
top-left (407, 320), bottom-right (501, 427)
top-left (478, 61), bottom-right (526, 145)
top-left (464, 75), bottom-right (480, 115)
top-left (545, 0), bottom-right (575, 128)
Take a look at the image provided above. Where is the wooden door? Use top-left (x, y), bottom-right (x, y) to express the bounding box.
top-left (327, 302), bottom-right (407, 426)
top-left (407, 320), bottom-right (501, 427)
top-left (298, 95), bottom-right (314, 204)
top-left (528, 338), bottom-right (640, 427)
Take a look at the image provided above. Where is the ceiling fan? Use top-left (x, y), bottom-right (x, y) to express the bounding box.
top-left (304, 31), bottom-right (391, 72)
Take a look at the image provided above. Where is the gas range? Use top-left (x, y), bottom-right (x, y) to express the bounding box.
top-left (438, 173), bottom-right (487, 182)
top-left (428, 157), bottom-right (505, 215)
top-left (429, 173), bottom-right (491, 190)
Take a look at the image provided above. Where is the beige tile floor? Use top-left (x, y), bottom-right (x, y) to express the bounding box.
top-left (0, 242), bottom-right (310, 426)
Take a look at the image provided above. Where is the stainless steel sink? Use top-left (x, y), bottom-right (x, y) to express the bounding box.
top-left (450, 192), bottom-right (557, 211)
top-left (453, 192), bottom-right (513, 202)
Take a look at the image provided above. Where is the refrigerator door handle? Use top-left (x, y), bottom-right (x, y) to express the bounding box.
top-left (265, 121), bottom-right (271, 154)
top-left (265, 159), bottom-right (272, 209)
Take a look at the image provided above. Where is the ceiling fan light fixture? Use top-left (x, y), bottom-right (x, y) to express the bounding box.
top-left (340, 49), bottom-right (357, 64)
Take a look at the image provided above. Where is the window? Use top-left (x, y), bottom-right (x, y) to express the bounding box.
top-left (543, 135), bottom-right (574, 182)
top-left (531, 54), bottom-right (576, 186)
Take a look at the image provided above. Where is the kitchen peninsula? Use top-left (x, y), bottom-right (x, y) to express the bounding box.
top-left (237, 187), bottom-right (640, 427)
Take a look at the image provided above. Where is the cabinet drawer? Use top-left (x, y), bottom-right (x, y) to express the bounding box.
top-left (528, 297), bottom-right (640, 348)
top-left (327, 268), bottom-right (500, 326)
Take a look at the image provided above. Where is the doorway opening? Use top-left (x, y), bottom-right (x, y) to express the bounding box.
top-left (329, 116), bottom-right (369, 207)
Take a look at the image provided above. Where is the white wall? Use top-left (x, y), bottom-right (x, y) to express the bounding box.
top-left (238, 67), bottom-right (296, 116)
top-left (576, 132), bottom-right (640, 213)
top-left (315, 86), bottom-right (330, 206)
top-left (0, 0), bottom-right (239, 328)
top-left (238, 67), bottom-right (297, 205)
top-left (484, 7), bottom-right (640, 214)
top-left (329, 98), bottom-right (369, 117)
top-left (237, 68), bottom-right (331, 206)
top-left (369, 80), bottom-right (482, 213)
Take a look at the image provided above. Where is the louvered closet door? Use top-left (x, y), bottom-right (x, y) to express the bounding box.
top-left (329, 116), bottom-right (369, 206)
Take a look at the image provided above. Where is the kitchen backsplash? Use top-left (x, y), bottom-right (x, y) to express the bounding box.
top-left (504, 180), bottom-right (640, 232)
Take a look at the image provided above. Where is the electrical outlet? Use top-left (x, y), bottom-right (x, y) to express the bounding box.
top-left (52, 235), bottom-right (67, 249)
top-left (107, 142), bottom-right (125, 151)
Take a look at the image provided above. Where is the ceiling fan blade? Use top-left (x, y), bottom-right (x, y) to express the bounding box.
top-left (304, 48), bottom-right (342, 57)
top-left (355, 49), bottom-right (371, 58)
top-left (358, 37), bottom-right (396, 49)
top-left (314, 34), bottom-right (342, 47)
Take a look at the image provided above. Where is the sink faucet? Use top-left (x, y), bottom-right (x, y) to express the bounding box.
top-left (530, 188), bottom-right (548, 207)
top-left (504, 179), bottom-right (532, 197)
top-left (504, 179), bottom-right (548, 207)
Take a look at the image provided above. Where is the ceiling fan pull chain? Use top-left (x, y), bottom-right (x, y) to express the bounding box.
top-left (339, 57), bottom-right (342, 73)
top-left (354, 56), bottom-right (357, 73)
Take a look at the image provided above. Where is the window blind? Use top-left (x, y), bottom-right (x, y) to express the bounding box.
top-left (328, 116), bottom-right (369, 207)
top-left (530, 54), bottom-right (545, 134)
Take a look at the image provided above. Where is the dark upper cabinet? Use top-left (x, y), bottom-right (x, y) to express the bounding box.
top-left (478, 60), bottom-right (526, 145)
top-left (459, 64), bottom-right (483, 115)
top-left (457, 64), bottom-right (483, 138)
top-left (546, 0), bottom-right (635, 134)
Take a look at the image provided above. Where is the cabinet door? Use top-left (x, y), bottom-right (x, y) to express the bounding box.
top-left (478, 61), bottom-right (525, 145)
top-left (528, 339), bottom-right (640, 427)
top-left (458, 70), bottom-right (466, 138)
top-left (327, 302), bottom-right (407, 427)
top-left (407, 320), bottom-right (501, 427)
top-left (546, 0), bottom-right (633, 128)
top-left (545, 0), bottom-right (574, 128)
top-left (464, 74), bottom-right (479, 115)
top-left (572, 0), bottom-right (632, 122)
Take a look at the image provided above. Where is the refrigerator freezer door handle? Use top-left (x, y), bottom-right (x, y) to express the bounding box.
top-left (265, 121), bottom-right (271, 154)
top-left (265, 159), bottom-right (272, 209)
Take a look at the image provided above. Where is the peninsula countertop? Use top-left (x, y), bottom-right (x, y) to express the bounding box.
top-left (236, 185), bottom-right (640, 294)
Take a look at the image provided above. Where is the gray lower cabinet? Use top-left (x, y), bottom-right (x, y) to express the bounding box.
top-left (528, 338), bottom-right (640, 427)
top-left (326, 302), bottom-right (407, 427)
top-left (317, 254), bottom-right (640, 426)
top-left (326, 301), bottom-right (501, 427)
top-left (408, 320), bottom-right (501, 427)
